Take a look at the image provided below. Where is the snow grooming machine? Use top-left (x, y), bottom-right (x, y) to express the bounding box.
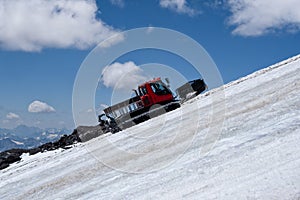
top-left (102, 77), bottom-right (181, 130)
top-left (76, 77), bottom-right (207, 142)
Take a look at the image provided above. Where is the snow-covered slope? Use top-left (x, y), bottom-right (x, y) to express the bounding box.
top-left (1, 55), bottom-right (300, 200)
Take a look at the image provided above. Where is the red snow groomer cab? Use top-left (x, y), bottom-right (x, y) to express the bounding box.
top-left (103, 78), bottom-right (180, 130)
top-left (137, 77), bottom-right (175, 107)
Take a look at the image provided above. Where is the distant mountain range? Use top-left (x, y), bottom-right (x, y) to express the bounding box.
top-left (0, 125), bottom-right (72, 152)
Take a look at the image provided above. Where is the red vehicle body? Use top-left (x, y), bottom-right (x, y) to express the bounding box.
top-left (103, 78), bottom-right (180, 129)
top-left (137, 78), bottom-right (174, 107)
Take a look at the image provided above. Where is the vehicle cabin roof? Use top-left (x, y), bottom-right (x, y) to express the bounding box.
top-left (138, 77), bottom-right (162, 88)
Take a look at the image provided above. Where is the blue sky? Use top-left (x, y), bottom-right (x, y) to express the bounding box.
top-left (0, 0), bottom-right (299, 129)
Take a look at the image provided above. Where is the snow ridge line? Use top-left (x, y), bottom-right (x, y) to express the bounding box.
top-left (193, 54), bottom-right (300, 100)
top-left (224, 54), bottom-right (300, 89)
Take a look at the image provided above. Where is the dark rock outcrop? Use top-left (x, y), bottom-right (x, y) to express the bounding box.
top-left (0, 123), bottom-right (117, 170)
top-left (0, 129), bottom-right (81, 170)
top-left (0, 148), bottom-right (28, 170)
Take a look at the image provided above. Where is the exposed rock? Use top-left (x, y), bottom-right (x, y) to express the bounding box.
top-left (0, 124), bottom-right (116, 170)
top-left (0, 129), bottom-right (81, 170)
top-left (0, 148), bottom-right (28, 170)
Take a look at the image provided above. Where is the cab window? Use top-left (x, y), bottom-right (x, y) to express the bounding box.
top-left (138, 86), bottom-right (148, 96)
top-left (150, 82), bottom-right (171, 95)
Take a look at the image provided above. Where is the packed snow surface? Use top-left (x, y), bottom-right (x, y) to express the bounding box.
top-left (1, 55), bottom-right (300, 199)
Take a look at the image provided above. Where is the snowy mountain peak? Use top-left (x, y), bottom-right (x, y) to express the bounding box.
top-left (0, 126), bottom-right (71, 152)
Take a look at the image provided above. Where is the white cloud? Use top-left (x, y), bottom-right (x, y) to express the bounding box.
top-left (110, 0), bottom-right (124, 8)
top-left (98, 33), bottom-right (124, 48)
top-left (204, 0), bottom-right (224, 9)
top-left (159, 0), bottom-right (197, 16)
top-left (0, 0), bottom-right (121, 51)
top-left (6, 112), bottom-right (20, 120)
top-left (227, 0), bottom-right (300, 36)
top-left (28, 100), bottom-right (56, 113)
top-left (101, 61), bottom-right (148, 90)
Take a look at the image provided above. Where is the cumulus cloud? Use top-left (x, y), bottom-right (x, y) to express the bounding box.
top-left (227, 0), bottom-right (300, 36)
top-left (28, 100), bottom-right (56, 113)
top-left (101, 61), bottom-right (148, 90)
top-left (0, 0), bottom-right (121, 51)
top-left (6, 112), bottom-right (20, 120)
top-left (159, 0), bottom-right (197, 16)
